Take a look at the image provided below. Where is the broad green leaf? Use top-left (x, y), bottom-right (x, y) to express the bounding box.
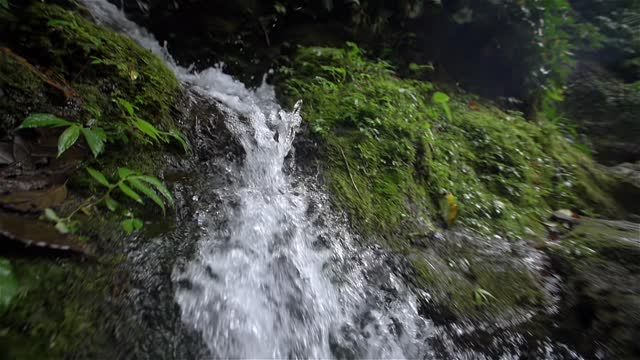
top-left (133, 119), bottom-right (160, 142)
top-left (44, 208), bottom-right (60, 222)
top-left (117, 167), bottom-right (137, 180)
top-left (86, 167), bottom-right (110, 187)
top-left (136, 175), bottom-right (173, 205)
top-left (128, 178), bottom-right (165, 214)
top-left (104, 196), bottom-right (118, 212)
top-left (0, 258), bottom-right (18, 312)
top-left (81, 127), bottom-right (105, 158)
top-left (121, 219), bottom-right (134, 234)
top-left (118, 182), bottom-right (143, 204)
top-left (19, 113), bottom-right (72, 129)
top-left (0, 0), bottom-right (8, 9)
top-left (432, 91), bottom-right (450, 104)
top-left (57, 125), bottom-right (80, 157)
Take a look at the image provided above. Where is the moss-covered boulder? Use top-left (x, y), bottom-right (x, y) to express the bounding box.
top-left (279, 44), bottom-right (628, 242)
top-left (546, 218), bottom-right (640, 358)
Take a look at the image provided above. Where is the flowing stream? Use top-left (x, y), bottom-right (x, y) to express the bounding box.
top-left (81, 1), bottom-right (432, 358)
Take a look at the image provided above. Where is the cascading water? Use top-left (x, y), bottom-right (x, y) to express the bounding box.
top-left (81, 1), bottom-right (431, 358)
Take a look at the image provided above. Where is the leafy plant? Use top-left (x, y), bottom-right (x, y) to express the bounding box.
top-left (48, 18), bottom-right (102, 54)
top-left (44, 208), bottom-right (75, 234)
top-left (0, 258), bottom-right (18, 313)
top-left (86, 167), bottom-right (173, 233)
top-left (432, 91), bottom-right (452, 121)
top-left (115, 98), bottom-right (190, 152)
top-left (474, 287), bottom-right (496, 305)
top-left (91, 56), bottom-right (139, 82)
top-left (18, 113), bottom-right (106, 158)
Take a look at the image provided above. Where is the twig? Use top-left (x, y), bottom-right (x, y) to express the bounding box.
top-left (1, 47), bottom-right (77, 98)
top-left (257, 18), bottom-right (271, 48)
top-left (340, 146), bottom-right (361, 196)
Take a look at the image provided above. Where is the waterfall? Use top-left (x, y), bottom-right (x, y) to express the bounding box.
top-left (80, 1), bottom-right (430, 358)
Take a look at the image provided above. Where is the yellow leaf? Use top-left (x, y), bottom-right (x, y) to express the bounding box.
top-left (439, 192), bottom-right (459, 227)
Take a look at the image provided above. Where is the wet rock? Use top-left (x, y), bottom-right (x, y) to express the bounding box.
top-left (546, 218), bottom-right (640, 358)
top-left (608, 161), bottom-right (640, 216)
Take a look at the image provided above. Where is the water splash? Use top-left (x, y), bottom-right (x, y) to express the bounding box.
top-left (81, 1), bottom-right (430, 358)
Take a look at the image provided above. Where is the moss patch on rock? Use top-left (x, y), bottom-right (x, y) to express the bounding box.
top-left (278, 44), bottom-right (634, 320)
top-left (280, 44), bottom-right (625, 241)
top-left (1, 1), bottom-right (180, 136)
top-left (0, 1), bottom-right (185, 357)
top-left (546, 219), bottom-right (640, 358)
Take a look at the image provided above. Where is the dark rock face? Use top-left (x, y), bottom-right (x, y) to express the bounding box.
top-left (564, 62), bottom-right (640, 165)
top-left (101, 90), bottom-right (244, 359)
top-left (547, 218), bottom-right (640, 359)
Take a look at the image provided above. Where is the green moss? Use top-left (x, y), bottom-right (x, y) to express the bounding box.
top-left (279, 44), bottom-right (629, 318)
top-left (0, 257), bottom-right (117, 359)
top-left (0, 2), bottom-right (184, 357)
top-left (550, 219), bottom-right (640, 269)
top-left (411, 252), bottom-right (544, 319)
top-left (281, 44), bottom-right (624, 241)
top-left (1, 1), bottom-right (180, 134)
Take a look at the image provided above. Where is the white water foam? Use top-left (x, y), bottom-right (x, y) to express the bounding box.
top-left (81, 1), bottom-right (431, 358)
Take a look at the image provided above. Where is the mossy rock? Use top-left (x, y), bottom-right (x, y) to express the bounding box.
top-left (546, 218), bottom-right (640, 358)
top-left (279, 44), bottom-right (626, 242)
top-left (0, 0), bottom-right (181, 139)
top-left (408, 230), bottom-right (547, 321)
top-left (0, 1), bottom-right (192, 358)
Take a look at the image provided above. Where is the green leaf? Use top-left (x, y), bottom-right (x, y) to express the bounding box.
top-left (0, 0), bottom-right (8, 9)
top-left (18, 113), bottom-right (72, 129)
top-left (0, 258), bottom-right (19, 312)
top-left (133, 119), bottom-right (161, 142)
top-left (116, 98), bottom-right (135, 117)
top-left (44, 208), bottom-right (60, 222)
top-left (57, 125), bottom-right (81, 157)
top-left (132, 218), bottom-right (143, 230)
top-left (118, 182), bottom-right (143, 204)
top-left (117, 167), bottom-right (138, 180)
top-left (81, 127), bottom-right (105, 158)
top-left (47, 19), bottom-right (75, 29)
top-left (432, 91), bottom-right (450, 104)
top-left (121, 219), bottom-right (134, 234)
top-left (432, 92), bottom-right (452, 121)
top-left (55, 221), bottom-right (69, 234)
top-left (168, 129), bottom-right (191, 153)
top-left (104, 196), bottom-right (118, 212)
top-left (86, 167), bottom-right (111, 187)
top-left (104, 195), bottom-right (118, 211)
top-left (128, 178), bottom-right (165, 214)
top-left (136, 175), bottom-right (173, 205)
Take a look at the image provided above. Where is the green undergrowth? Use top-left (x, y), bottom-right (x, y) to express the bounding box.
top-left (280, 44), bottom-right (624, 241)
top-left (0, 2), bottom-right (184, 356)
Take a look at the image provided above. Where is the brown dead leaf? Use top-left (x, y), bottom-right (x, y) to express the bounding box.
top-left (0, 212), bottom-right (89, 255)
top-left (0, 184), bottom-right (67, 212)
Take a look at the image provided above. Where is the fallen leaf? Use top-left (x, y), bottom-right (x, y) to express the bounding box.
top-left (0, 184), bottom-right (67, 212)
top-left (0, 212), bottom-right (89, 255)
